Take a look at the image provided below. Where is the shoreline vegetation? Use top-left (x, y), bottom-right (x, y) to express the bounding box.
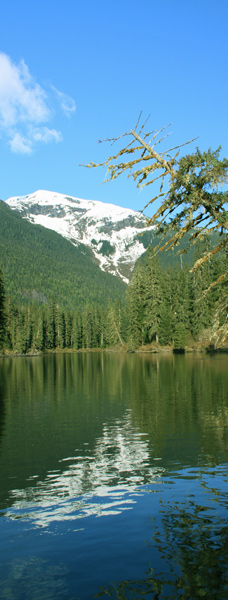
top-left (1, 341), bottom-right (228, 358)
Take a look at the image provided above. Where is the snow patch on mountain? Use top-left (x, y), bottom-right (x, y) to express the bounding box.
top-left (6, 190), bottom-right (156, 283)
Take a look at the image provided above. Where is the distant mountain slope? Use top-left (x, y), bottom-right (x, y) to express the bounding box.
top-left (5, 190), bottom-right (219, 299)
top-left (0, 200), bottom-right (126, 308)
top-left (6, 190), bottom-right (156, 283)
top-left (137, 227), bottom-right (225, 273)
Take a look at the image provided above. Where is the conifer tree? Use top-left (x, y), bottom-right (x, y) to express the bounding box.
top-left (91, 305), bottom-right (104, 348)
top-left (171, 267), bottom-right (191, 343)
top-left (4, 297), bottom-right (15, 350)
top-left (173, 322), bottom-right (188, 349)
top-left (56, 307), bottom-right (66, 349)
top-left (65, 311), bottom-right (72, 348)
top-left (81, 304), bottom-right (93, 348)
top-left (105, 301), bottom-right (125, 347)
top-left (71, 312), bottom-right (82, 349)
top-left (190, 236), bottom-right (213, 338)
top-left (159, 268), bottom-right (175, 345)
top-left (32, 305), bottom-right (45, 351)
top-left (0, 270), bottom-right (6, 348)
top-left (14, 308), bottom-right (28, 353)
top-left (46, 299), bottom-right (57, 349)
top-left (143, 251), bottom-right (163, 343)
top-left (126, 263), bottom-right (146, 347)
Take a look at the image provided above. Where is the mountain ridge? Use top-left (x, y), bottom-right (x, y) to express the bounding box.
top-left (6, 190), bottom-right (156, 283)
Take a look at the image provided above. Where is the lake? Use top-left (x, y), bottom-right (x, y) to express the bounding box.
top-left (0, 352), bottom-right (228, 599)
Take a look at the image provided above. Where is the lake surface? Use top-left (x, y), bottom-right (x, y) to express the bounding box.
top-left (0, 352), bottom-right (228, 599)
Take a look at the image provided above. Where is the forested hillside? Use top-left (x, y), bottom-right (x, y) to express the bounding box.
top-left (140, 230), bottom-right (203, 269)
top-left (0, 235), bottom-right (227, 354)
top-left (0, 200), bottom-right (125, 308)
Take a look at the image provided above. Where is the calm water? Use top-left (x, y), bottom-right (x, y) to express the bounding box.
top-left (0, 352), bottom-right (228, 599)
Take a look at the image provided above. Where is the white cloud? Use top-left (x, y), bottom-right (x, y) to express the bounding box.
top-left (0, 53), bottom-right (75, 153)
top-left (51, 86), bottom-right (76, 116)
top-left (0, 53), bottom-right (49, 128)
top-left (9, 128), bottom-right (62, 154)
top-left (9, 133), bottom-right (32, 154)
top-left (31, 127), bottom-right (62, 144)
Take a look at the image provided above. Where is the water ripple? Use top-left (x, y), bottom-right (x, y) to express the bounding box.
top-left (6, 411), bottom-right (164, 528)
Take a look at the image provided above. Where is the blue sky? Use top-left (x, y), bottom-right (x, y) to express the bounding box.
top-left (1, 0), bottom-right (228, 215)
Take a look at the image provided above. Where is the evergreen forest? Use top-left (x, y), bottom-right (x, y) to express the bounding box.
top-left (0, 200), bottom-right (125, 309)
top-left (0, 234), bottom-right (227, 354)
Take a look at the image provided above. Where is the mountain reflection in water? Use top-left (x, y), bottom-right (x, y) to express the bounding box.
top-left (0, 352), bottom-right (228, 599)
top-left (7, 411), bottom-right (164, 527)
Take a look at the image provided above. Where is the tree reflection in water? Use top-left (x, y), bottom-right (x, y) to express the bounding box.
top-left (97, 489), bottom-right (228, 599)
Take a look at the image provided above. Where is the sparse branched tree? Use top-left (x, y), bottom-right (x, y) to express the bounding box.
top-left (84, 115), bottom-right (228, 341)
top-left (83, 114), bottom-right (228, 287)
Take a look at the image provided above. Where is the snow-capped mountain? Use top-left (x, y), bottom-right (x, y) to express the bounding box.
top-left (6, 190), bottom-right (156, 283)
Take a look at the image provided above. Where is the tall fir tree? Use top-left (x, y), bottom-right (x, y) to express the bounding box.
top-left (105, 301), bottom-right (125, 347)
top-left (71, 312), bottom-right (82, 349)
top-left (81, 304), bottom-right (93, 348)
top-left (159, 267), bottom-right (175, 345)
top-left (143, 251), bottom-right (163, 343)
top-left (0, 270), bottom-right (6, 349)
top-left (190, 236), bottom-right (214, 338)
top-left (46, 299), bottom-right (57, 349)
top-left (56, 307), bottom-right (66, 349)
top-left (65, 311), bottom-right (73, 348)
top-left (126, 263), bottom-right (146, 348)
top-left (31, 305), bottom-right (45, 351)
top-left (172, 266), bottom-right (191, 343)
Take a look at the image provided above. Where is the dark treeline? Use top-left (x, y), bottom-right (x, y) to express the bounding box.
top-left (2, 295), bottom-right (127, 353)
top-left (0, 238), bottom-right (227, 354)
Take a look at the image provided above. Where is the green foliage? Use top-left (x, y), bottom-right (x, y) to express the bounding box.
top-left (126, 264), bottom-right (146, 348)
top-left (168, 147), bottom-right (228, 232)
top-left (0, 200), bottom-right (126, 310)
top-left (143, 250), bottom-right (163, 342)
top-left (173, 322), bottom-right (188, 349)
top-left (126, 242), bottom-right (227, 349)
top-left (0, 270), bottom-right (6, 348)
top-left (158, 268), bottom-right (175, 345)
top-left (148, 229), bottom-right (224, 270)
top-left (155, 147), bottom-right (228, 278)
top-left (98, 240), bottom-right (115, 256)
top-left (139, 228), bottom-right (203, 269)
top-left (104, 300), bottom-right (126, 347)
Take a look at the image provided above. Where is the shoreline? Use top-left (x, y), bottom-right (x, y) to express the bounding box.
top-left (1, 344), bottom-right (228, 358)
